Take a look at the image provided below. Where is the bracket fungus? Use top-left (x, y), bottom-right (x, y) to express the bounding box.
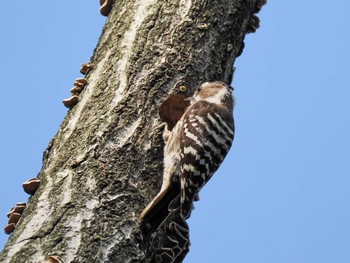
top-left (75, 78), bottom-right (88, 85)
top-left (73, 81), bottom-right (85, 88)
top-left (80, 63), bottom-right (94, 75)
top-left (70, 86), bottom-right (83, 95)
top-left (22, 178), bottom-right (41, 195)
top-left (8, 213), bottom-right (21, 225)
top-left (4, 202), bottom-right (26, 235)
top-left (6, 210), bottom-right (13, 218)
top-left (100, 0), bottom-right (114, 16)
top-left (4, 223), bottom-right (15, 235)
top-left (7, 203), bottom-right (26, 218)
top-left (14, 204), bottom-right (26, 214)
top-left (70, 78), bottom-right (88, 95)
top-left (247, 15), bottom-right (260, 33)
top-left (62, 95), bottom-right (79, 109)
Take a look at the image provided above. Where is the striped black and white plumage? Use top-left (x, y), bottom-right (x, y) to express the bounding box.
top-left (140, 81), bottom-right (235, 235)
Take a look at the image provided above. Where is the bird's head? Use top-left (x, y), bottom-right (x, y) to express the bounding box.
top-left (186, 81), bottom-right (235, 111)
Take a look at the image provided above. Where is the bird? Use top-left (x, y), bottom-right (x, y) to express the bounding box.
top-left (140, 81), bottom-right (235, 237)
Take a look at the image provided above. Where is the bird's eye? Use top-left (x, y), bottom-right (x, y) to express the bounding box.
top-left (197, 86), bottom-right (202, 92)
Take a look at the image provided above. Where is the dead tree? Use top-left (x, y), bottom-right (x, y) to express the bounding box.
top-left (0, 0), bottom-right (265, 262)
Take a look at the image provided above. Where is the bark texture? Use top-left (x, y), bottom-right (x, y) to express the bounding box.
top-left (0, 0), bottom-right (263, 262)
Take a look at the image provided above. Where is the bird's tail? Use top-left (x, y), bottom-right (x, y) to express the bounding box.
top-left (179, 176), bottom-right (197, 220)
top-left (140, 181), bottom-right (181, 239)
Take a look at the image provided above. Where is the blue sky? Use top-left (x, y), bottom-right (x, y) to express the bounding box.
top-left (1, 1), bottom-right (350, 262)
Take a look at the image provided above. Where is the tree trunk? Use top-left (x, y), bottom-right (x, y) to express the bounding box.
top-left (0, 0), bottom-right (263, 262)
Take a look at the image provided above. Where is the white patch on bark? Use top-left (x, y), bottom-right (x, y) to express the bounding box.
top-left (64, 194), bottom-right (99, 261)
top-left (86, 198), bottom-right (99, 212)
top-left (4, 175), bottom-right (54, 260)
top-left (62, 167), bottom-right (99, 261)
top-left (85, 175), bottom-right (97, 193)
top-left (60, 170), bottom-right (73, 205)
top-left (102, 230), bottom-right (124, 262)
top-left (62, 50), bottom-right (112, 142)
top-left (142, 115), bottom-right (159, 151)
top-left (27, 245), bottom-right (45, 263)
top-left (64, 215), bottom-right (83, 262)
top-left (111, 0), bottom-right (158, 107)
top-left (4, 167), bottom-right (99, 261)
top-left (117, 116), bottom-right (142, 148)
top-left (120, 224), bottom-right (134, 240)
top-left (179, 0), bottom-right (192, 20)
top-left (105, 116), bottom-right (142, 149)
top-left (102, 223), bottom-right (134, 261)
top-left (16, 182), bottom-right (54, 243)
top-left (1, 240), bottom-right (30, 263)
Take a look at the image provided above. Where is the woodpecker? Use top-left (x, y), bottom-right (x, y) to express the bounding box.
top-left (140, 81), bottom-right (235, 236)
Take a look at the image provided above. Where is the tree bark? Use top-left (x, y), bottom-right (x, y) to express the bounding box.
top-left (0, 0), bottom-right (263, 262)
